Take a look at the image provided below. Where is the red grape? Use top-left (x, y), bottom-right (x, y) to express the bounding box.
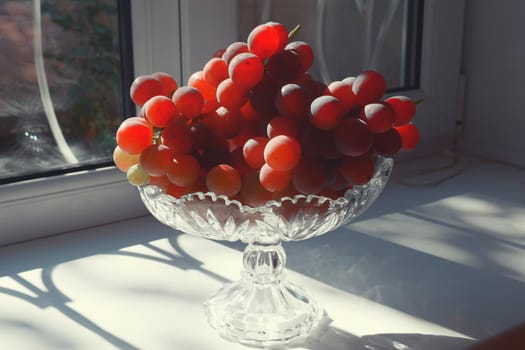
top-left (326, 80), bottom-right (355, 112)
top-left (296, 73), bottom-right (327, 98)
top-left (189, 122), bottom-right (212, 151)
top-left (259, 163), bottom-right (292, 193)
top-left (230, 147), bottom-right (254, 176)
top-left (152, 72), bottom-right (178, 98)
top-left (394, 124), bottom-right (420, 150)
top-left (216, 78), bottom-right (248, 110)
top-left (208, 106), bottom-right (244, 139)
top-left (167, 183), bottom-right (187, 198)
top-left (222, 41), bottom-right (249, 64)
top-left (206, 164), bottom-right (242, 197)
top-left (188, 71), bottom-right (218, 115)
top-left (239, 172), bottom-right (273, 207)
top-left (310, 95), bottom-right (344, 130)
top-left (340, 153), bottom-right (375, 185)
top-left (203, 57), bottom-right (229, 87)
top-left (342, 76), bottom-right (355, 85)
top-left (243, 136), bottom-right (269, 169)
top-left (228, 123), bottom-right (258, 151)
top-left (266, 49), bottom-right (303, 83)
top-left (167, 154), bottom-right (200, 187)
top-left (116, 117), bottom-right (153, 154)
top-left (212, 48), bottom-right (226, 59)
top-left (373, 128), bottom-right (402, 156)
top-left (291, 158), bottom-right (328, 195)
top-left (161, 120), bottom-right (193, 155)
top-left (268, 22), bottom-right (288, 50)
top-left (140, 143), bottom-right (173, 176)
top-left (272, 184), bottom-right (299, 200)
top-left (267, 115), bottom-right (299, 138)
top-left (172, 86), bottom-right (204, 119)
top-left (264, 135), bottom-right (302, 171)
top-left (247, 22), bottom-right (287, 59)
top-left (333, 118), bottom-right (373, 156)
top-left (360, 102), bottom-right (395, 133)
top-left (300, 126), bottom-right (341, 159)
top-left (130, 75), bottom-right (164, 107)
top-left (188, 70), bottom-right (217, 102)
top-left (275, 83), bottom-right (311, 119)
top-left (143, 95), bottom-right (178, 128)
top-left (240, 100), bottom-right (262, 123)
top-left (149, 175), bottom-right (172, 192)
top-left (185, 176), bottom-right (208, 194)
top-left (250, 76), bottom-right (280, 115)
top-left (228, 52), bottom-right (264, 89)
top-left (198, 138), bottom-right (231, 170)
top-left (352, 70), bottom-right (386, 106)
top-left (384, 96), bottom-right (416, 125)
top-left (285, 41), bottom-right (314, 72)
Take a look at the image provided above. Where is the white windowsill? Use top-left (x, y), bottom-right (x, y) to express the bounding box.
top-left (1, 152), bottom-right (524, 349)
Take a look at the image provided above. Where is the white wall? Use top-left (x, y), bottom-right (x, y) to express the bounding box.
top-left (460, 0), bottom-right (525, 166)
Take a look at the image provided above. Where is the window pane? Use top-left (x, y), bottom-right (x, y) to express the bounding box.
top-left (0, 0), bottom-right (130, 183)
top-left (238, 0), bottom-right (422, 89)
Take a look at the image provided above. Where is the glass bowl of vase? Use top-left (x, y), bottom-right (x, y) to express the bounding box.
top-left (138, 155), bottom-right (393, 347)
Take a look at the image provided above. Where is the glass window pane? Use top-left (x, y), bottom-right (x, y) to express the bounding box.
top-left (0, 0), bottom-right (131, 183)
top-left (238, 0), bottom-right (422, 89)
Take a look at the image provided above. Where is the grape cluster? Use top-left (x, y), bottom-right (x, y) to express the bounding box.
top-left (113, 22), bottom-right (420, 207)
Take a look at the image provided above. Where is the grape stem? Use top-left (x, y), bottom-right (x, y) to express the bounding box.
top-left (288, 24), bottom-right (301, 40)
top-left (415, 98), bottom-right (424, 106)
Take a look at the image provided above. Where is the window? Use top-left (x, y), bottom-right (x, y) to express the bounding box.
top-left (0, 0), bottom-right (133, 184)
top-left (0, 0), bottom-right (464, 246)
top-left (0, 0), bottom-right (141, 245)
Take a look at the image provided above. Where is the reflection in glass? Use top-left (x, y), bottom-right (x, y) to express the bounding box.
top-left (0, 0), bottom-right (129, 182)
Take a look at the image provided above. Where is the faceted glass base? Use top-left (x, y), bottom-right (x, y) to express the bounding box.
top-left (204, 277), bottom-right (323, 347)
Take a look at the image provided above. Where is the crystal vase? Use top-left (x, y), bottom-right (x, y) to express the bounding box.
top-left (139, 156), bottom-right (393, 347)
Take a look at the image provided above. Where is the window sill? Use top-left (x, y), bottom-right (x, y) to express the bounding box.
top-left (0, 166), bottom-right (148, 246)
top-left (0, 152), bottom-right (523, 349)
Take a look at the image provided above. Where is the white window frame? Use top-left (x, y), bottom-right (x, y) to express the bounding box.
top-left (0, 0), bottom-right (464, 246)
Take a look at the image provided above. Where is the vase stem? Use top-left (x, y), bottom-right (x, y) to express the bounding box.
top-left (243, 242), bottom-right (285, 284)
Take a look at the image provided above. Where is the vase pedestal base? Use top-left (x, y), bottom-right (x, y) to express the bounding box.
top-left (204, 242), bottom-right (324, 347)
top-left (204, 277), bottom-right (323, 347)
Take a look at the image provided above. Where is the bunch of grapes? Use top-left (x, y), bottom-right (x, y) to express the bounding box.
top-left (113, 22), bottom-right (420, 207)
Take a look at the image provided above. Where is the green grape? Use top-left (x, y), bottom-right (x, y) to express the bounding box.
top-left (127, 164), bottom-right (150, 186)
